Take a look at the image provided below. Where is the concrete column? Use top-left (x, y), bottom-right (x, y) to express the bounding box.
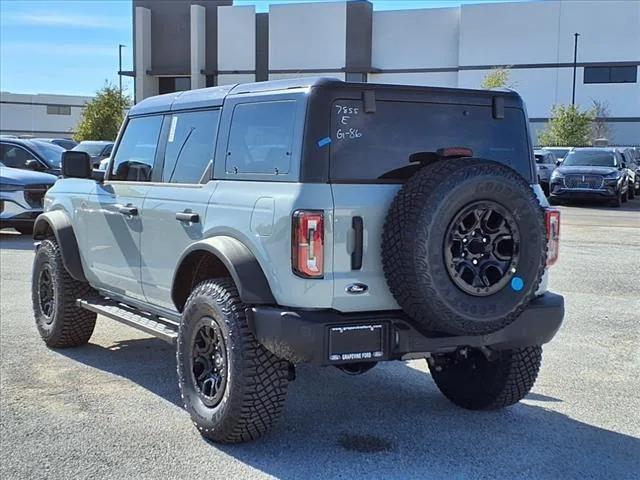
top-left (135, 6), bottom-right (157, 101)
top-left (191, 4), bottom-right (206, 90)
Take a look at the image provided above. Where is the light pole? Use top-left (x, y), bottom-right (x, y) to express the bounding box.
top-left (571, 33), bottom-right (580, 106)
top-left (118, 44), bottom-right (126, 96)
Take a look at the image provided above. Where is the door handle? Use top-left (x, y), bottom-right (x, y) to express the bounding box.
top-left (175, 211), bottom-right (200, 223)
top-left (116, 204), bottom-right (138, 216)
top-left (351, 216), bottom-right (363, 270)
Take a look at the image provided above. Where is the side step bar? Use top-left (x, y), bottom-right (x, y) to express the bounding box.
top-left (77, 297), bottom-right (178, 344)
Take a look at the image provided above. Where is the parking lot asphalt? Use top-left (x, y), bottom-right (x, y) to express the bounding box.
top-left (1, 201), bottom-right (639, 480)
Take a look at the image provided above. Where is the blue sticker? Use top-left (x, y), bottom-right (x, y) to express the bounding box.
top-left (317, 137), bottom-right (332, 148)
top-left (511, 276), bottom-right (524, 292)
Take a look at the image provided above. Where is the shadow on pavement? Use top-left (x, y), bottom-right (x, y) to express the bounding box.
top-left (0, 231), bottom-right (34, 251)
top-left (59, 337), bottom-right (640, 479)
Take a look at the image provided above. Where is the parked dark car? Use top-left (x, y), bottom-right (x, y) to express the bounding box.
top-left (34, 138), bottom-right (78, 150)
top-left (0, 161), bottom-right (57, 234)
top-left (0, 138), bottom-right (63, 175)
top-left (549, 148), bottom-right (629, 207)
top-left (617, 147), bottom-right (639, 196)
top-left (534, 149), bottom-right (558, 195)
top-left (71, 141), bottom-right (114, 168)
top-left (540, 147), bottom-right (572, 160)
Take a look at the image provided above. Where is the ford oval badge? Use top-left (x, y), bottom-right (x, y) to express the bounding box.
top-left (346, 283), bottom-right (368, 294)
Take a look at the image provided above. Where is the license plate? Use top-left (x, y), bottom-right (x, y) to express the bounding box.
top-left (328, 324), bottom-right (385, 362)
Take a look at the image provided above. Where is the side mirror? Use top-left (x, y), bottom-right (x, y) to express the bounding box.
top-left (25, 159), bottom-right (42, 171)
top-left (555, 160), bottom-right (562, 166)
top-left (61, 151), bottom-right (92, 179)
top-left (621, 162), bottom-right (627, 169)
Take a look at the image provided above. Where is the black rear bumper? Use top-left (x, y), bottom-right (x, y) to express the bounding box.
top-left (247, 292), bottom-right (564, 366)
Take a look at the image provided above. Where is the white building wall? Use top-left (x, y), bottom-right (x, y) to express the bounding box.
top-left (369, 71), bottom-right (458, 87)
top-left (372, 8), bottom-right (460, 70)
top-left (269, 2), bottom-right (346, 71)
top-left (217, 6), bottom-right (256, 73)
top-left (459, 1), bottom-right (563, 66)
top-left (0, 92), bottom-right (91, 137)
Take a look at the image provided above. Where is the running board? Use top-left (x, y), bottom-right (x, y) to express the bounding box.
top-left (77, 297), bottom-right (178, 344)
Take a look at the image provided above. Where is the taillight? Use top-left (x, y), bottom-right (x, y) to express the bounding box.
top-left (545, 208), bottom-right (560, 266)
top-left (292, 210), bottom-right (324, 278)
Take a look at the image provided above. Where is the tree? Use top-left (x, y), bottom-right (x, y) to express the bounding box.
top-left (537, 104), bottom-right (595, 147)
top-left (481, 67), bottom-right (514, 89)
top-left (590, 99), bottom-right (612, 144)
top-left (74, 83), bottom-right (130, 142)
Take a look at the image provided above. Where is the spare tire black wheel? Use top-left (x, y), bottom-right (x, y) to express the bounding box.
top-left (382, 158), bottom-right (547, 336)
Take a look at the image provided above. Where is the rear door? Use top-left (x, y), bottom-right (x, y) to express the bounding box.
top-left (139, 109), bottom-right (220, 310)
top-left (82, 114), bottom-right (163, 301)
top-left (329, 98), bottom-right (531, 312)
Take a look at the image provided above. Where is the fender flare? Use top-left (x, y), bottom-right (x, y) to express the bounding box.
top-left (172, 236), bottom-right (276, 308)
top-left (33, 211), bottom-right (87, 282)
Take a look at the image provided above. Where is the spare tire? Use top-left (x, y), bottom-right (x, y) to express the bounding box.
top-left (382, 158), bottom-right (546, 336)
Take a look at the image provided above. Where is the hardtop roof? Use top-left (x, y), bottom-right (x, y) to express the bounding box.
top-left (128, 76), bottom-right (522, 117)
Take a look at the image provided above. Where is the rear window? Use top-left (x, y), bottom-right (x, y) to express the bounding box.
top-left (329, 100), bottom-right (531, 181)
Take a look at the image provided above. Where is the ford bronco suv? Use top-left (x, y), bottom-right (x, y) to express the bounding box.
top-left (31, 78), bottom-right (564, 443)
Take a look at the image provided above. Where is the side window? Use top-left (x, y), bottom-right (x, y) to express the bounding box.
top-left (110, 116), bottom-right (163, 181)
top-left (226, 101), bottom-right (296, 175)
top-left (103, 144), bottom-right (113, 157)
top-left (0, 144), bottom-right (36, 169)
top-left (162, 109), bottom-right (220, 184)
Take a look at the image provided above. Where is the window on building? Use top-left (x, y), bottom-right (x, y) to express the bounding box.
top-left (226, 101), bottom-right (296, 175)
top-left (158, 77), bottom-right (191, 95)
top-left (584, 66), bottom-right (637, 84)
top-left (162, 109), bottom-right (220, 184)
top-left (46, 105), bottom-right (71, 115)
top-left (110, 115), bottom-right (163, 181)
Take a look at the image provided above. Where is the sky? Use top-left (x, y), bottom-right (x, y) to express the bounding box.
top-left (0, 0), bottom-right (524, 97)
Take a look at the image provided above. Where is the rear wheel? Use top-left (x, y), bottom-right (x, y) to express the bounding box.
top-left (32, 239), bottom-right (97, 347)
top-left (177, 278), bottom-right (290, 443)
top-left (429, 346), bottom-right (542, 410)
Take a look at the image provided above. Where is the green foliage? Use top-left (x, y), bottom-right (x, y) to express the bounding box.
top-left (590, 99), bottom-right (612, 143)
top-left (481, 67), bottom-right (513, 89)
top-left (74, 83), bottom-right (130, 142)
top-left (538, 104), bottom-right (595, 147)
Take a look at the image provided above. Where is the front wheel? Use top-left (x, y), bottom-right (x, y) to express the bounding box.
top-left (177, 278), bottom-right (290, 443)
top-left (32, 239), bottom-right (97, 347)
top-left (429, 346), bottom-right (542, 410)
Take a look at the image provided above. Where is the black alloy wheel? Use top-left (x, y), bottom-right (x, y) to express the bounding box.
top-left (444, 201), bottom-right (520, 297)
top-left (37, 265), bottom-right (56, 323)
top-left (190, 317), bottom-right (228, 408)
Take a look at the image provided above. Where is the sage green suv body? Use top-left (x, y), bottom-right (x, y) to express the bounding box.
top-left (32, 78), bottom-right (564, 443)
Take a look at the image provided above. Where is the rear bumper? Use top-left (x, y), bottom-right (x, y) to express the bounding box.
top-left (247, 292), bottom-right (564, 365)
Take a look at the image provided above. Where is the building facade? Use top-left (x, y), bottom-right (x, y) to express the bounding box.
top-left (130, 0), bottom-right (640, 144)
top-left (0, 92), bottom-right (92, 138)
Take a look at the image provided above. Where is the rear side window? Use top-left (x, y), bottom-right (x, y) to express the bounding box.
top-left (226, 101), bottom-right (296, 175)
top-left (162, 109), bottom-right (220, 183)
top-left (329, 100), bottom-right (531, 181)
top-left (111, 115), bottom-right (163, 181)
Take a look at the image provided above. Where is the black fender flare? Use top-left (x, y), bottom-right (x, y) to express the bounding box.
top-left (172, 236), bottom-right (276, 308)
top-left (33, 211), bottom-right (87, 282)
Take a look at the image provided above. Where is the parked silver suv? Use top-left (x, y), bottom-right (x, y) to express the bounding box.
top-left (31, 78), bottom-right (564, 443)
